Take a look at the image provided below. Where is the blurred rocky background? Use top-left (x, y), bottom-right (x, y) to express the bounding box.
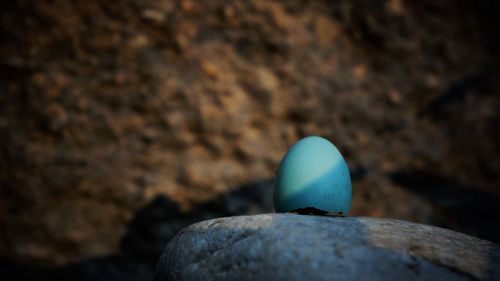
top-left (0, 0), bottom-right (499, 280)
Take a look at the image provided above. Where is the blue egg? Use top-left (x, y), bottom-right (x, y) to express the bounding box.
top-left (273, 136), bottom-right (352, 215)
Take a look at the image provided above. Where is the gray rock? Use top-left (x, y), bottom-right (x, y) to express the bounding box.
top-left (156, 214), bottom-right (500, 281)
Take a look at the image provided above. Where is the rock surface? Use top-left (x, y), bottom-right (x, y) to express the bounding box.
top-left (157, 214), bottom-right (500, 281)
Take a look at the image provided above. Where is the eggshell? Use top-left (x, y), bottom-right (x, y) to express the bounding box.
top-left (274, 136), bottom-right (352, 214)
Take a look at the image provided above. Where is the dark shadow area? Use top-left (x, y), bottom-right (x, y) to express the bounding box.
top-left (0, 255), bottom-right (155, 281)
top-left (420, 71), bottom-right (497, 117)
top-left (121, 180), bottom-right (274, 264)
top-left (389, 169), bottom-right (500, 243)
top-left (0, 180), bottom-right (274, 281)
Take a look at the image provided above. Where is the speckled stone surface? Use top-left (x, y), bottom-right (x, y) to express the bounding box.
top-left (156, 214), bottom-right (499, 281)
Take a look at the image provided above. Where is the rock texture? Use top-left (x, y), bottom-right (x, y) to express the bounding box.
top-left (1, 0), bottom-right (500, 265)
top-left (157, 214), bottom-right (500, 281)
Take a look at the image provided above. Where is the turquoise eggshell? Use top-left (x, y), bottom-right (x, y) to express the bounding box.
top-left (273, 136), bottom-right (352, 214)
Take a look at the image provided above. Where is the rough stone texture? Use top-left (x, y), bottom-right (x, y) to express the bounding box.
top-left (157, 214), bottom-right (500, 281)
top-left (1, 0), bottom-right (500, 265)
